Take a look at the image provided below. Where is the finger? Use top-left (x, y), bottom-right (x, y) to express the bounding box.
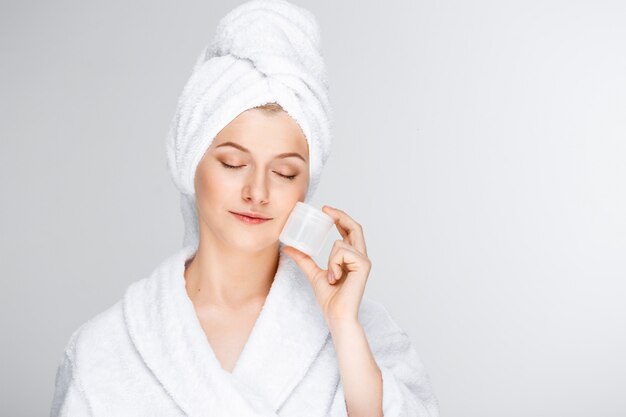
top-left (326, 235), bottom-right (358, 282)
top-left (326, 240), bottom-right (343, 284)
top-left (322, 205), bottom-right (368, 256)
top-left (322, 206), bottom-right (350, 239)
top-left (327, 240), bottom-right (362, 284)
top-left (281, 245), bottom-right (323, 283)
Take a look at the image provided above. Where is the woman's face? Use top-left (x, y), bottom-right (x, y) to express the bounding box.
top-left (194, 108), bottom-right (310, 253)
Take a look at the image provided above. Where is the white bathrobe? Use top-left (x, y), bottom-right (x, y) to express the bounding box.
top-left (50, 244), bottom-right (440, 416)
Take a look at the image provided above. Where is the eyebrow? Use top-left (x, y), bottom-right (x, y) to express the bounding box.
top-left (215, 141), bottom-right (307, 162)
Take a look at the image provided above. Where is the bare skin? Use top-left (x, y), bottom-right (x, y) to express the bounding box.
top-left (183, 106), bottom-right (310, 372)
top-left (185, 256), bottom-right (269, 372)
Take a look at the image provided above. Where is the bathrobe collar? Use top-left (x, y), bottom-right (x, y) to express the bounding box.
top-left (122, 244), bottom-right (331, 416)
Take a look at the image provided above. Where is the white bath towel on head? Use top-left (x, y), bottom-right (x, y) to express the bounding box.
top-left (50, 245), bottom-right (440, 416)
top-left (165, 0), bottom-right (333, 250)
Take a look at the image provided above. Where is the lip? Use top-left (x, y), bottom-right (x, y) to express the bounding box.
top-left (232, 211), bottom-right (272, 220)
top-left (230, 211), bottom-right (272, 224)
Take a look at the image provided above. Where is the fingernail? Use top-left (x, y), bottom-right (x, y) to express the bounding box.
top-left (328, 269), bottom-right (335, 282)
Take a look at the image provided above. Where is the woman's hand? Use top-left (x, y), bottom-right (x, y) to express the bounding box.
top-left (281, 205), bottom-right (372, 325)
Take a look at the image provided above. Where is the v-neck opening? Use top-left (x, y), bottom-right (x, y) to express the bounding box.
top-left (123, 243), bottom-right (331, 415)
top-left (179, 246), bottom-right (281, 379)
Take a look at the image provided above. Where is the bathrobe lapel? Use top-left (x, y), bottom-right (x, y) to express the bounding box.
top-left (122, 244), bottom-right (330, 416)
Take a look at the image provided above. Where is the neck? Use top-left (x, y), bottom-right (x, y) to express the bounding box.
top-left (183, 237), bottom-right (280, 310)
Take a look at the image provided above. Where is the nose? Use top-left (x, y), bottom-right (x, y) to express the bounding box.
top-left (242, 169), bottom-right (269, 205)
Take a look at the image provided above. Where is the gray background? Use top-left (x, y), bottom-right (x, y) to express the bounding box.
top-left (1, 0), bottom-right (625, 416)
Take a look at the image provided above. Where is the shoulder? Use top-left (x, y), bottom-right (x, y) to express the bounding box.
top-left (61, 298), bottom-right (127, 362)
top-left (53, 298), bottom-right (129, 405)
top-left (357, 296), bottom-right (422, 358)
top-left (357, 299), bottom-right (440, 416)
top-left (358, 296), bottom-right (405, 336)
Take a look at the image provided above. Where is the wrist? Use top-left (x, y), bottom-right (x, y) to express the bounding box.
top-left (327, 316), bottom-right (361, 334)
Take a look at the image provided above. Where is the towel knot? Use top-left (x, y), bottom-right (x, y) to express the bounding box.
top-left (206, 0), bottom-right (325, 79)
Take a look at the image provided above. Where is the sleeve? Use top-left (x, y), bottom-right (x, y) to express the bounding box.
top-left (50, 329), bottom-right (93, 417)
top-left (328, 301), bottom-right (440, 417)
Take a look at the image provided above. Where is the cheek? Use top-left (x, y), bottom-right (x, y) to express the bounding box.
top-left (198, 162), bottom-right (236, 191)
top-left (195, 164), bottom-right (236, 211)
top-left (291, 170), bottom-right (309, 200)
top-left (273, 182), bottom-right (308, 214)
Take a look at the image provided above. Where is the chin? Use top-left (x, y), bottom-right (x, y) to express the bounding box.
top-left (227, 234), bottom-right (278, 254)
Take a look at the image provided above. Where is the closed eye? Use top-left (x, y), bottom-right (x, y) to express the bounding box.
top-left (220, 162), bottom-right (244, 170)
top-left (220, 162), bottom-right (297, 181)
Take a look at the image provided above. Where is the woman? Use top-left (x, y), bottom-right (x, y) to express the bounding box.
top-left (50, 1), bottom-right (440, 416)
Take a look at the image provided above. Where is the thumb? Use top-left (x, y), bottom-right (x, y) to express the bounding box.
top-left (281, 245), bottom-right (323, 283)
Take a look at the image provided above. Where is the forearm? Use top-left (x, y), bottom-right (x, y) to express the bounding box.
top-left (328, 319), bottom-right (383, 417)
